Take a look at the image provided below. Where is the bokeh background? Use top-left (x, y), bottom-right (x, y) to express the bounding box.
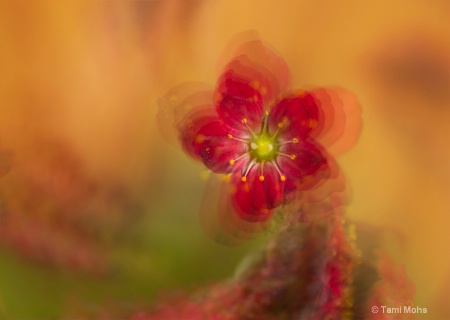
top-left (1, 1), bottom-right (449, 319)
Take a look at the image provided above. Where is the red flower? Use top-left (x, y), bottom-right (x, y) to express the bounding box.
top-left (158, 32), bottom-right (361, 240)
top-left (190, 85), bottom-right (329, 222)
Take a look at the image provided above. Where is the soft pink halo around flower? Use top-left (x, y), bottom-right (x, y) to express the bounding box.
top-left (309, 87), bottom-right (362, 156)
top-left (216, 30), bottom-right (291, 101)
top-left (156, 82), bottom-right (215, 149)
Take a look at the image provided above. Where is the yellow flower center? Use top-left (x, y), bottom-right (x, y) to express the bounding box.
top-left (250, 135), bottom-right (275, 161)
top-left (227, 112), bottom-right (299, 182)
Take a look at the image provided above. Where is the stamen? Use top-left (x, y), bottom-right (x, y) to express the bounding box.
top-left (229, 152), bottom-right (249, 165)
top-left (241, 159), bottom-right (256, 182)
top-left (228, 133), bottom-right (249, 143)
top-left (242, 118), bottom-right (257, 138)
top-left (260, 110), bottom-right (270, 134)
top-left (270, 160), bottom-right (286, 182)
top-left (278, 138), bottom-right (300, 145)
top-left (271, 122), bottom-right (284, 139)
top-left (259, 161), bottom-right (265, 181)
top-left (277, 152), bottom-right (296, 160)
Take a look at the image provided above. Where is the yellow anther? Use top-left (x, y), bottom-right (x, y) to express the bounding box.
top-left (278, 122), bottom-right (284, 128)
top-left (260, 86), bottom-right (267, 96)
top-left (290, 155), bottom-right (296, 160)
top-left (280, 175), bottom-right (286, 181)
top-left (241, 176), bottom-right (247, 182)
top-left (195, 134), bottom-right (205, 144)
top-left (259, 175), bottom-right (265, 182)
top-left (265, 109), bottom-right (270, 116)
top-left (229, 159), bottom-right (235, 165)
top-left (309, 119), bottom-right (318, 128)
top-left (292, 138), bottom-right (299, 143)
top-left (242, 118), bottom-right (248, 124)
top-left (251, 80), bottom-right (260, 89)
top-left (228, 134), bottom-right (233, 139)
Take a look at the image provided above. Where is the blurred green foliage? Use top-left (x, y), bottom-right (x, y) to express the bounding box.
top-left (0, 150), bottom-right (266, 319)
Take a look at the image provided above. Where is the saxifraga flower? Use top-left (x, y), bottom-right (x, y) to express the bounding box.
top-left (158, 32), bottom-right (361, 234)
top-left (192, 81), bottom-right (329, 222)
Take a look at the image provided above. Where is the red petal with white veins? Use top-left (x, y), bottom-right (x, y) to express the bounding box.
top-left (192, 120), bottom-right (249, 174)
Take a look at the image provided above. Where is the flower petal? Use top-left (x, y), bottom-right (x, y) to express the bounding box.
top-left (277, 139), bottom-right (329, 183)
top-left (216, 73), bottom-right (264, 132)
top-left (194, 120), bottom-right (249, 174)
top-left (268, 91), bottom-right (320, 139)
top-left (309, 87), bottom-right (362, 155)
top-left (178, 110), bottom-right (219, 161)
top-left (230, 163), bottom-right (284, 222)
top-left (218, 30), bottom-right (291, 103)
top-left (199, 175), bottom-right (272, 246)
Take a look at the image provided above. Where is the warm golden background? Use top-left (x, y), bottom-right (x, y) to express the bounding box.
top-left (0, 1), bottom-right (449, 319)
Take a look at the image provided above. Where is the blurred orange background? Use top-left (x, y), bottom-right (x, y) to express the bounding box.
top-left (1, 1), bottom-right (449, 319)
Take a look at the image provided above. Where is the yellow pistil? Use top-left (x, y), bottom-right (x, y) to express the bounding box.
top-left (250, 135), bottom-right (275, 161)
